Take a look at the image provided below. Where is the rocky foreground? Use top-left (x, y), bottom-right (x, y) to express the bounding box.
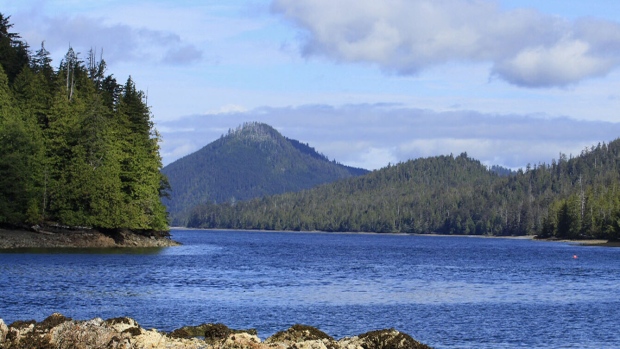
top-left (0, 313), bottom-right (433, 349)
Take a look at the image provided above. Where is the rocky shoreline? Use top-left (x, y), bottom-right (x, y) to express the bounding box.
top-left (0, 226), bottom-right (180, 249)
top-left (0, 313), bottom-right (433, 349)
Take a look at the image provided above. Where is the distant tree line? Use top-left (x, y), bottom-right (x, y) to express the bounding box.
top-left (0, 14), bottom-right (168, 231)
top-left (187, 141), bottom-right (620, 241)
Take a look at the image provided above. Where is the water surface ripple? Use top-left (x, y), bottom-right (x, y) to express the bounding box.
top-left (1, 229), bottom-right (619, 348)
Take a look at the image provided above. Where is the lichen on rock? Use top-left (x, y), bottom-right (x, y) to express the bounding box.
top-left (0, 314), bottom-right (434, 349)
top-left (0, 319), bottom-right (8, 345)
top-left (265, 324), bottom-right (339, 349)
top-left (169, 322), bottom-right (258, 343)
top-left (342, 328), bottom-right (433, 349)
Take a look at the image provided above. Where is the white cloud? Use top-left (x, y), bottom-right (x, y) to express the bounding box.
top-left (272, 0), bottom-right (620, 87)
top-left (207, 104), bottom-right (249, 115)
top-left (162, 44), bottom-right (203, 65)
top-left (11, 11), bottom-right (203, 66)
top-left (160, 143), bottom-right (198, 163)
top-left (493, 39), bottom-right (615, 87)
top-left (348, 147), bottom-right (399, 170)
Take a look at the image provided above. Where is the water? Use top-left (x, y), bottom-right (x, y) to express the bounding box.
top-left (1, 229), bottom-right (619, 348)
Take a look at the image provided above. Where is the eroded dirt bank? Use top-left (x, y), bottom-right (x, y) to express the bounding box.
top-left (0, 226), bottom-right (180, 249)
top-left (0, 313), bottom-right (433, 349)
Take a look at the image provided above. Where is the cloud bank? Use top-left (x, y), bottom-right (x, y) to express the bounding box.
top-left (158, 104), bottom-right (620, 170)
top-left (15, 12), bottom-right (202, 66)
top-left (272, 0), bottom-right (620, 87)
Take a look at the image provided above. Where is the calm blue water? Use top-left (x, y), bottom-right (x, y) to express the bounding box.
top-left (1, 229), bottom-right (619, 348)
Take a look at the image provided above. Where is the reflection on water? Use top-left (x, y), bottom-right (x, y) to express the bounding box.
top-left (0, 229), bottom-right (619, 349)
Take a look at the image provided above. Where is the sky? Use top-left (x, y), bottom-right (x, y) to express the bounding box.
top-left (5, 0), bottom-right (620, 170)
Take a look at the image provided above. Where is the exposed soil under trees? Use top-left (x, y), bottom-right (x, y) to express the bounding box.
top-left (0, 224), bottom-right (179, 249)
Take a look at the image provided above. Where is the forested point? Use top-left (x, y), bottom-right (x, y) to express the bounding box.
top-left (187, 141), bottom-right (620, 241)
top-left (0, 14), bottom-right (169, 233)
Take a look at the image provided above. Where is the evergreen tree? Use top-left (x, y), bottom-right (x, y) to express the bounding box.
top-left (116, 77), bottom-right (168, 230)
top-left (0, 14), bottom-right (29, 83)
top-left (0, 17), bottom-right (169, 232)
top-left (32, 42), bottom-right (54, 79)
top-left (0, 65), bottom-right (44, 224)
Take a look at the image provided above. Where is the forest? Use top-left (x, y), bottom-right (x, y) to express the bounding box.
top-left (0, 14), bottom-right (168, 232)
top-left (186, 140), bottom-right (620, 241)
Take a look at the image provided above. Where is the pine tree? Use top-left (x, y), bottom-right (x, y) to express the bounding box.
top-left (0, 65), bottom-right (44, 224)
top-left (0, 15), bottom-right (169, 232)
top-left (0, 13), bottom-right (29, 83)
top-left (116, 77), bottom-right (168, 230)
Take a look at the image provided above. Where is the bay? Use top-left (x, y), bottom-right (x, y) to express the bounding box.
top-left (1, 229), bottom-right (619, 348)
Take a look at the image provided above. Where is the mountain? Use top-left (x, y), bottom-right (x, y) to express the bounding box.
top-left (185, 139), bottom-right (620, 241)
top-left (162, 122), bottom-right (369, 224)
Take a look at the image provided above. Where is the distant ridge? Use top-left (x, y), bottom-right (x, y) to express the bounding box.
top-left (162, 122), bottom-right (368, 225)
top-left (184, 138), bottom-right (620, 241)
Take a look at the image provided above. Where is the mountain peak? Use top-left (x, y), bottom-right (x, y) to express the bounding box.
top-left (227, 122), bottom-right (281, 143)
top-left (162, 122), bottom-right (369, 225)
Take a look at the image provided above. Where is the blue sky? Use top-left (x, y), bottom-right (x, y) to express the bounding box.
top-left (5, 0), bottom-right (620, 170)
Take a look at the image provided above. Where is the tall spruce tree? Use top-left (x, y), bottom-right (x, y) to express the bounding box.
top-left (0, 14), bottom-right (169, 232)
top-left (0, 14), bottom-right (29, 83)
top-left (116, 77), bottom-right (168, 230)
top-left (0, 65), bottom-right (45, 224)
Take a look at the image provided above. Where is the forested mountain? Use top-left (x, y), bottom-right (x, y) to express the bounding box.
top-left (162, 122), bottom-right (368, 225)
top-left (0, 14), bottom-right (168, 232)
top-left (186, 140), bottom-right (620, 241)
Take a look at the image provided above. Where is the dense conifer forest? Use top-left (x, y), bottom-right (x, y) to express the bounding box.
top-left (162, 122), bottom-right (368, 225)
top-left (0, 14), bottom-right (168, 232)
top-left (187, 140), bottom-right (620, 241)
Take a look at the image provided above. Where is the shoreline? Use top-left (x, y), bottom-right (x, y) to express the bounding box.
top-left (552, 238), bottom-right (620, 247)
top-left (413, 232), bottom-right (620, 247)
top-left (2, 225), bottom-right (616, 249)
top-left (174, 227), bottom-right (619, 246)
top-left (0, 227), bottom-right (180, 249)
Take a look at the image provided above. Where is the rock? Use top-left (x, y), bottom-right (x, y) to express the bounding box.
top-left (39, 313), bottom-right (71, 331)
top-left (0, 315), bottom-right (434, 349)
top-left (221, 332), bottom-right (262, 348)
top-left (266, 324), bottom-right (338, 349)
top-left (169, 322), bottom-right (257, 341)
top-left (0, 319), bottom-right (8, 344)
top-left (51, 318), bottom-right (116, 349)
top-left (203, 323), bottom-right (232, 343)
top-left (5, 320), bottom-right (36, 348)
top-left (341, 329), bottom-right (433, 349)
top-left (133, 328), bottom-right (205, 349)
top-left (104, 316), bottom-right (141, 334)
top-left (266, 324), bottom-right (334, 343)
